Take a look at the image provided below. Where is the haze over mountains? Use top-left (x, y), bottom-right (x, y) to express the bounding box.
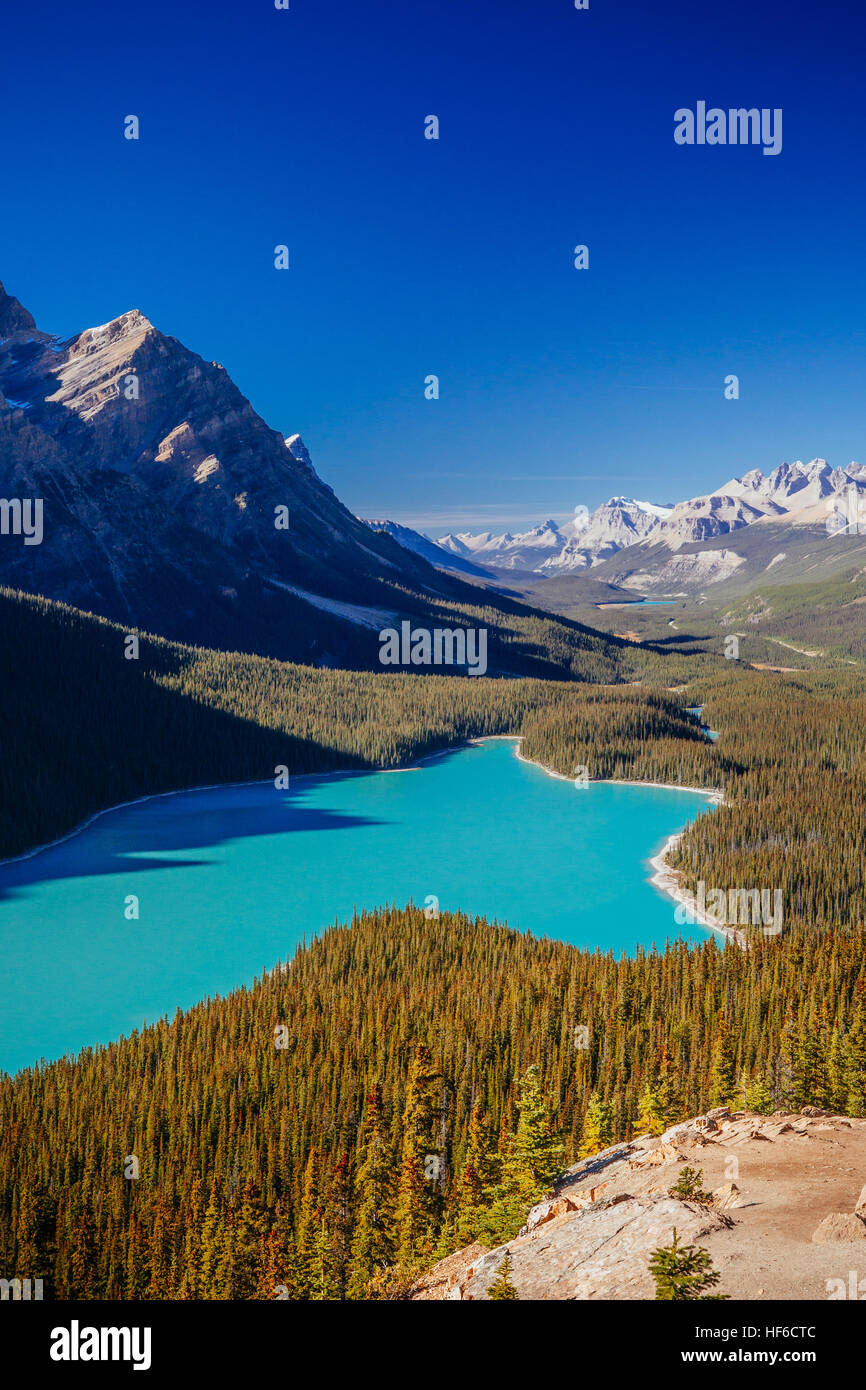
top-left (5, 272), bottom-right (865, 646)
top-left (369, 459), bottom-right (866, 597)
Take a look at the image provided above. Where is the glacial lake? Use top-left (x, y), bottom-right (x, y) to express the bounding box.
top-left (0, 738), bottom-right (715, 1074)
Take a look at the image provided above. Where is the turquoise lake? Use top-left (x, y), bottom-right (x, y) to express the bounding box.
top-left (0, 738), bottom-right (715, 1075)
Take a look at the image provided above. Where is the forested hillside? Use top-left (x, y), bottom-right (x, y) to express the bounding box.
top-left (2, 906), bottom-right (864, 1299)
top-left (523, 666), bottom-right (866, 938)
top-left (0, 587), bottom-right (705, 860)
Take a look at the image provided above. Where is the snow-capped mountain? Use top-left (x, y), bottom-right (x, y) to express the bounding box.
top-left (438, 520), bottom-right (564, 571)
top-left (406, 463), bottom-right (866, 579)
top-left (540, 497), bottom-right (674, 572)
top-left (435, 500), bottom-right (673, 574)
top-left (361, 519), bottom-right (492, 578)
top-left (717, 459), bottom-right (848, 512)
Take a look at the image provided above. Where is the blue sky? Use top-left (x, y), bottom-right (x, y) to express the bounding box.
top-left (3, 0), bottom-right (865, 534)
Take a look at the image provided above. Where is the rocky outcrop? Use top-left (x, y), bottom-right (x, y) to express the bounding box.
top-left (411, 1108), bottom-right (866, 1300)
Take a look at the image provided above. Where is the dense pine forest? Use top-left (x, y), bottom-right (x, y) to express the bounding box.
top-left (0, 586), bottom-right (711, 860)
top-left (2, 906), bottom-right (864, 1299)
top-left (2, 585), bottom-right (866, 1299)
top-left (521, 666), bottom-right (866, 937)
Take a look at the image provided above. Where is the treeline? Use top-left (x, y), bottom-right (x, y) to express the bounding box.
top-left (2, 906), bottom-right (864, 1299)
top-left (0, 588), bottom-right (704, 861)
top-left (671, 668), bottom-right (866, 935)
top-left (521, 666), bottom-right (866, 937)
top-left (721, 567), bottom-right (866, 664)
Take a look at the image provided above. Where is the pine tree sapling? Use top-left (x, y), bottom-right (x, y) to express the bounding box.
top-left (487, 1250), bottom-right (519, 1301)
top-left (650, 1228), bottom-right (728, 1300)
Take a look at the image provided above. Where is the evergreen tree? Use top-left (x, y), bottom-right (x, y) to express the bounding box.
top-left (579, 1091), bottom-right (614, 1159)
top-left (636, 1080), bottom-right (666, 1137)
top-left (668, 1167), bottom-right (713, 1206)
top-left (650, 1228), bottom-right (728, 1300)
top-left (845, 997), bottom-right (866, 1118)
top-left (487, 1251), bottom-right (519, 1300)
top-left (295, 1151), bottom-right (323, 1300)
top-left (394, 1045), bottom-right (441, 1265)
top-left (709, 1022), bottom-right (737, 1108)
top-left (348, 1085), bottom-right (395, 1297)
top-left (200, 1182), bottom-right (229, 1300)
top-left (482, 1066), bottom-right (564, 1246)
top-left (743, 1072), bottom-right (774, 1116)
top-left (511, 1066), bottom-right (565, 1190)
top-left (454, 1103), bottom-right (499, 1245)
top-left (326, 1155), bottom-right (353, 1301)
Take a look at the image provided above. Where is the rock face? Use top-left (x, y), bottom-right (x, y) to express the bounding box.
top-left (411, 1109), bottom-right (866, 1301)
top-left (433, 461), bottom-right (866, 589)
top-left (0, 281), bottom-right (469, 664)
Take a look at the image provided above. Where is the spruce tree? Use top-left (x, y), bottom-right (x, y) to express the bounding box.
top-left (487, 1250), bottom-right (519, 1300)
top-left (349, 1085), bottom-right (395, 1296)
top-left (394, 1045), bottom-right (441, 1266)
top-left (636, 1080), bottom-right (666, 1136)
top-left (743, 1072), bottom-right (774, 1115)
top-left (845, 997), bottom-right (866, 1118)
top-left (482, 1066), bottom-right (564, 1246)
top-left (579, 1090), bottom-right (614, 1159)
top-left (650, 1228), bottom-right (727, 1300)
top-left (511, 1066), bottom-right (565, 1190)
top-left (708, 1022), bottom-right (737, 1108)
top-left (454, 1103), bottom-right (499, 1246)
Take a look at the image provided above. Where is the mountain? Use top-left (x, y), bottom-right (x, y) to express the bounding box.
top-left (432, 463), bottom-right (866, 597)
top-left (540, 497), bottom-right (674, 572)
top-left (719, 458), bottom-right (849, 512)
top-left (361, 518), bottom-right (494, 579)
top-left (438, 519), bottom-right (564, 571)
top-left (437, 501), bottom-right (673, 575)
top-left (0, 279), bottom-right (616, 674)
top-left (0, 280), bottom-right (451, 660)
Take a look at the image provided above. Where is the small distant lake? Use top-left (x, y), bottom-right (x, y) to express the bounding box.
top-left (0, 739), bottom-right (716, 1074)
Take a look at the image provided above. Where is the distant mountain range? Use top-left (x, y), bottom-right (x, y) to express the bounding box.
top-left (367, 459), bottom-right (866, 598)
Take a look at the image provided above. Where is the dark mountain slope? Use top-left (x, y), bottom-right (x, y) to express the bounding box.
top-left (0, 280), bottom-right (621, 674)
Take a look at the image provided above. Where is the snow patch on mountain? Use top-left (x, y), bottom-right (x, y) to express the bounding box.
top-left (432, 462), bottom-right (866, 577)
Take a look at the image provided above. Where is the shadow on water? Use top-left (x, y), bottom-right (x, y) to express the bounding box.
top-left (0, 781), bottom-right (386, 903)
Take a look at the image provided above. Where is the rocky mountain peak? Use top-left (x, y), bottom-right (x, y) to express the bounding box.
top-left (0, 280), bottom-right (37, 338)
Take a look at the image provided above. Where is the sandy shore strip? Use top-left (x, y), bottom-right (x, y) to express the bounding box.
top-left (648, 833), bottom-right (745, 949)
top-left (503, 736), bottom-right (741, 948)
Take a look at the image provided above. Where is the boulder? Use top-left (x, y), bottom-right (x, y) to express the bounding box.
top-left (811, 1212), bottom-right (866, 1243)
top-left (712, 1181), bottom-right (741, 1211)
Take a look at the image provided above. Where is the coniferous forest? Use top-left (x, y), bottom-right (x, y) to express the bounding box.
top-left (2, 906), bottom-right (864, 1299)
top-left (2, 586), bottom-right (866, 1299)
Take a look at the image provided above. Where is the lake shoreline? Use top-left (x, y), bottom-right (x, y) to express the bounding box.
top-left (507, 737), bottom-right (739, 948)
top-left (1, 734), bottom-right (730, 959)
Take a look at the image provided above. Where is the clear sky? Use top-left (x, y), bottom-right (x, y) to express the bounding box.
top-left (3, 0), bottom-right (865, 534)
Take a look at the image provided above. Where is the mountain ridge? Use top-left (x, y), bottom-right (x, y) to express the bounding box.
top-left (0, 279), bottom-right (618, 674)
